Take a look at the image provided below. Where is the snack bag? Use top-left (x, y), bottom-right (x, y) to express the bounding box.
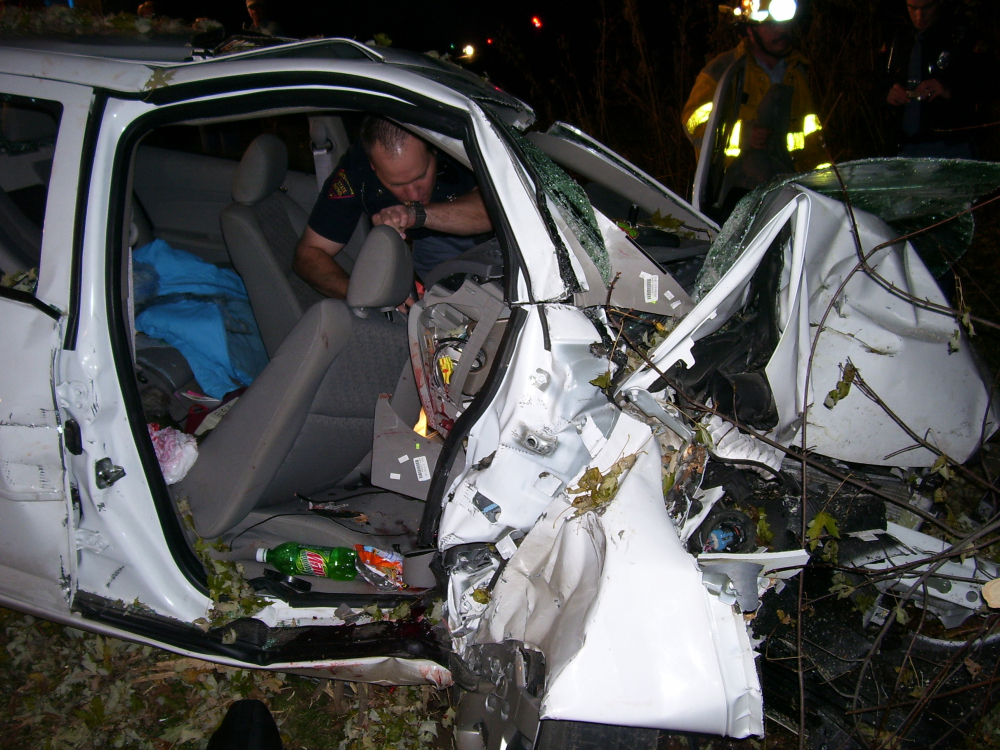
top-left (354, 545), bottom-right (406, 591)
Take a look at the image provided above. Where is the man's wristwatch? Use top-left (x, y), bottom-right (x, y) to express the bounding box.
top-left (410, 201), bottom-right (427, 229)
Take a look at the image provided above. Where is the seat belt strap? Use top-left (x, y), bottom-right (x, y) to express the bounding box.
top-left (308, 116), bottom-right (350, 192)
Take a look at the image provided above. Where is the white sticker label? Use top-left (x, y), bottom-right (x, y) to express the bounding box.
top-left (639, 272), bottom-right (659, 304)
top-left (389, 472), bottom-right (401, 480)
top-left (398, 454), bottom-right (409, 464)
top-left (413, 455), bottom-right (431, 482)
top-left (194, 397), bottom-right (239, 436)
top-left (663, 289), bottom-right (675, 301)
top-left (670, 299), bottom-right (682, 309)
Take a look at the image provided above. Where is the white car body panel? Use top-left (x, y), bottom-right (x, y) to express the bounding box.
top-left (64, 95), bottom-right (213, 620)
top-left (436, 304), bottom-right (782, 736)
top-left (468, 107), bottom-right (572, 303)
top-left (622, 187), bottom-right (993, 466)
top-left (479, 413), bottom-right (764, 737)
top-left (0, 74), bottom-right (94, 619)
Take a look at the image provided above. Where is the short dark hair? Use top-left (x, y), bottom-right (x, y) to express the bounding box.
top-left (359, 116), bottom-right (410, 158)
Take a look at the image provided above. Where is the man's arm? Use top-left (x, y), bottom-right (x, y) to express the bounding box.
top-left (371, 187), bottom-right (493, 237)
top-left (293, 226), bottom-right (350, 299)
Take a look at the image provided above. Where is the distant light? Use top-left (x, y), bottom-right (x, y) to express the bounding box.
top-left (450, 43), bottom-right (455, 49)
top-left (531, 16), bottom-right (542, 28)
top-left (463, 45), bottom-right (475, 56)
top-left (487, 38), bottom-right (493, 44)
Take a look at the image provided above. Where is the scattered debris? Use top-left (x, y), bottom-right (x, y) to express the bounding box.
top-left (567, 452), bottom-right (641, 517)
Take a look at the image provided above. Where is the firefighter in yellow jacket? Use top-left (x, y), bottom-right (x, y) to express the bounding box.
top-left (682, 0), bottom-right (827, 213)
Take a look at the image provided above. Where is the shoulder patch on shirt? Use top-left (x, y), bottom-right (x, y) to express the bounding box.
top-left (326, 168), bottom-right (355, 200)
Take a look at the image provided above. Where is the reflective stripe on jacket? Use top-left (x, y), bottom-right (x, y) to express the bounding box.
top-left (681, 40), bottom-right (825, 173)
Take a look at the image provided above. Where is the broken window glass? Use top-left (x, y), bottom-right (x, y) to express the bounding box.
top-left (507, 126), bottom-right (612, 286)
top-left (694, 158), bottom-right (1000, 300)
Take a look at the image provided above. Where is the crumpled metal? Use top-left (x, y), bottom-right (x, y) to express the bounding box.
top-left (695, 158), bottom-right (1000, 299)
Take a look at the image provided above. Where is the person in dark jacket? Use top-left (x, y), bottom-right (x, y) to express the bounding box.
top-left (884, 0), bottom-right (980, 158)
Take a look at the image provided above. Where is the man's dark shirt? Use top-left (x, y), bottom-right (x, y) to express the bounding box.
top-left (308, 141), bottom-right (481, 275)
top-left (883, 12), bottom-right (979, 146)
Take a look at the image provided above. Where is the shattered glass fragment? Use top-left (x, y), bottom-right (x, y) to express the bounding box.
top-left (506, 126), bottom-right (611, 285)
top-left (694, 158), bottom-right (1000, 299)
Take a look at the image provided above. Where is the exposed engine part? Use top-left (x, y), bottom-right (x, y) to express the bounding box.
top-left (690, 508), bottom-right (757, 554)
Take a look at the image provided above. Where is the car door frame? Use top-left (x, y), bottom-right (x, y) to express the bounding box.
top-left (0, 73), bottom-right (94, 617)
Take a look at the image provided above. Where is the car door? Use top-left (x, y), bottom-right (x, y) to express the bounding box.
top-left (0, 74), bottom-right (94, 615)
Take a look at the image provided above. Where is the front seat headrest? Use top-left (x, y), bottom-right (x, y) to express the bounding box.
top-left (347, 225), bottom-right (414, 310)
top-left (232, 134), bottom-right (288, 205)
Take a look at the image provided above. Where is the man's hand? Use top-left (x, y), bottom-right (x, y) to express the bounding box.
top-left (887, 83), bottom-right (910, 106)
top-left (371, 204), bottom-right (415, 238)
top-left (749, 125), bottom-right (771, 150)
top-left (914, 78), bottom-right (950, 101)
top-left (373, 189), bottom-right (493, 240)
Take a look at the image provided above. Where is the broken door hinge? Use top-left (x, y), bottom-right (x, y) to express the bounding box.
top-left (95, 457), bottom-right (126, 489)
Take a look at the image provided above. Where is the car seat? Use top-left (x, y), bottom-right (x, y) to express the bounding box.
top-left (220, 134), bottom-right (370, 357)
top-left (178, 226), bottom-right (414, 539)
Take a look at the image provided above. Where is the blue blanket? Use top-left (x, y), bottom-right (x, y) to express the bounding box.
top-left (134, 240), bottom-right (268, 399)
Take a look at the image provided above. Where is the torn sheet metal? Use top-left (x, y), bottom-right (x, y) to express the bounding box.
top-left (622, 187), bottom-right (996, 466)
top-left (476, 412), bottom-right (764, 737)
top-left (437, 304), bottom-right (613, 549)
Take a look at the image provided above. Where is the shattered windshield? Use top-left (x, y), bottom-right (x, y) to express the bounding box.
top-left (507, 126), bottom-right (612, 286)
top-left (694, 158), bottom-right (1000, 300)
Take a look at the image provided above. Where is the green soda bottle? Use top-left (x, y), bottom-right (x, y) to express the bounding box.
top-left (256, 542), bottom-right (358, 581)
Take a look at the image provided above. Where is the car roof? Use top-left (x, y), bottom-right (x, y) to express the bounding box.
top-left (0, 36), bottom-right (535, 128)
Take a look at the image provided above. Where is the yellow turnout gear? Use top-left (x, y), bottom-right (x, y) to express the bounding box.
top-left (681, 40), bottom-right (825, 173)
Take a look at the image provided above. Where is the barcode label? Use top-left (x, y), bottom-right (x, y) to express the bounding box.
top-left (414, 455), bottom-right (431, 482)
top-left (640, 272), bottom-right (658, 304)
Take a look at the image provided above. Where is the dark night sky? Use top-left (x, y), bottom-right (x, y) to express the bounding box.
top-left (157, 0), bottom-right (600, 53)
top-left (137, 0), bottom-right (614, 98)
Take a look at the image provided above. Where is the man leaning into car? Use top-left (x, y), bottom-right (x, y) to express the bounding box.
top-left (293, 117), bottom-right (493, 302)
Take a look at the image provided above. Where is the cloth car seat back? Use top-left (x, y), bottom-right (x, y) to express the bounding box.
top-left (179, 228), bottom-right (416, 539)
top-left (220, 134), bottom-right (324, 357)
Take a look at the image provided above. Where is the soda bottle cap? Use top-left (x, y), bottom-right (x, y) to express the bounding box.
top-left (255, 548), bottom-right (268, 563)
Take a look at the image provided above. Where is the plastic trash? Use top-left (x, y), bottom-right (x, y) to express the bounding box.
top-left (147, 423), bottom-right (198, 484)
top-left (355, 545), bottom-right (406, 590)
top-left (256, 542), bottom-right (358, 581)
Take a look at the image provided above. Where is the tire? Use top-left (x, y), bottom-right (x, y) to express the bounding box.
top-left (534, 720), bottom-right (659, 750)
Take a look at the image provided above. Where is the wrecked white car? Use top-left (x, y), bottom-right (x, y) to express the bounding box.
top-left (2, 32), bottom-right (999, 749)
